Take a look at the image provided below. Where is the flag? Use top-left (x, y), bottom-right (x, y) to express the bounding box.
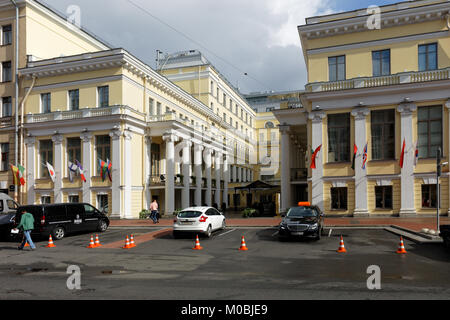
top-left (46, 162), bottom-right (56, 182)
top-left (399, 138), bottom-right (406, 169)
top-left (310, 145), bottom-right (322, 169)
top-left (75, 160), bottom-right (86, 183)
top-left (361, 143), bottom-right (368, 170)
top-left (99, 159), bottom-right (107, 181)
top-left (351, 144), bottom-right (358, 170)
top-left (10, 164), bottom-right (20, 186)
top-left (68, 161), bottom-right (78, 183)
top-left (413, 141), bottom-right (419, 167)
top-left (106, 159), bottom-right (112, 182)
top-left (17, 165), bottom-right (25, 186)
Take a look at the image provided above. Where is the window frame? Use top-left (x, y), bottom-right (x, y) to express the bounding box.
top-left (421, 184), bottom-right (437, 209)
top-left (327, 113), bottom-right (350, 163)
top-left (95, 135), bottom-right (111, 176)
top-left (328, 55), bottom-right (346, 82)
top-left (97, 85), bottom-right (109, 108)
top-left (2, 96), bottom-right (11, 117)
top-left (41, 93), bottom-right (51, 113)
top-left (375, 185), bottom-right (393, 209)
top-left (370, 109), bottom-right (395, 160)
top-left (39, 140), bottom-right (53, 178)
top-left (1, 61), bottom-right (11, 82)
top-left (330, 187), bottom-right (348, 210)
top-left (418, 43), bottom-right (438, 71)
top-left (417, 106), bottom-right (443, 159)
top-left (2, 25), bottom-right (12, 46)
top-left (68, 89), bottom-right (80, 111)
top-left (372, 49), bottom-right (391, 76)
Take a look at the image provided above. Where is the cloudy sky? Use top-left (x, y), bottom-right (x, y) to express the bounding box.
top-left (43, 0), bottom-right (403, 94)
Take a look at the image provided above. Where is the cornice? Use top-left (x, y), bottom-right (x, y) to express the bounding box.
top-left (298, 1), bottom-right (450, 40)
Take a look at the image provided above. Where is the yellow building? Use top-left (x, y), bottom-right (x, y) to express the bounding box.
top-left (0, 0), bottom-right (109, 200)
top-left (275, 0), bottom-right (450, 216)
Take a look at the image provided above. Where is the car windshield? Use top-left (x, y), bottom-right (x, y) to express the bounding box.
top-left (178, 211), bottom-right (202, 218)
top-left (287, 207), bottom-right (317, 217)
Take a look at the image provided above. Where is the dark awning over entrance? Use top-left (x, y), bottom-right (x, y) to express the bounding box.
top-left (233, 180), bottom-right (280, 192)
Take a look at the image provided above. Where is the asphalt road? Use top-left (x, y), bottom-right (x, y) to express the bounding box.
top-left (0, 227), bottom-right (450, 300)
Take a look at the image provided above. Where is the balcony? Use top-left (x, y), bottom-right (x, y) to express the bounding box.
top-left (306, 68), bottom-right (450, 93)
top-left (290, 168), bottom-right (307, 181)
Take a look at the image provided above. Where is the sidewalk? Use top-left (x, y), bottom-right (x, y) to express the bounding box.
top-left (109, 215), bottom-right (450, 232)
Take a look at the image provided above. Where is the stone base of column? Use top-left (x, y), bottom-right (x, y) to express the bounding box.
top-left (353, 209), bottom-right (370, 217)
top-left (109, 212), bottom-right (122, 219)
top-left (399, 208), bottom-right (416, 217)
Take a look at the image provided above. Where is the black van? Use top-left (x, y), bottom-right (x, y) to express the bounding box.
top-left (15, 203), bottom-right (110, 240)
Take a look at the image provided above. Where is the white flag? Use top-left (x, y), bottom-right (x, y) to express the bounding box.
top-left (46, 162), bottom-right (56, 182)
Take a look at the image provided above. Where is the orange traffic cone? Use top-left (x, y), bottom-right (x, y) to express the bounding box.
top-left (192, 235), bottom-right (203, 250)
top-left (337, 235), bottom-right (347, 253)
top-left (239, 235), bottom-right (248, 251)
top-left (129, 234), bottom-right (136, 248)
top-left (86, 235), bottom-right (96, 248)
top-left (46, 235), bottom-right (56, 248)
top-left (94, 234), bottom-right (102, 248)
top-left (24, 241), bottom-right (30, 247)
top-left (396, 236), bottom-right (407, 254)
top-left (122, 235), bottom-right (131, 249)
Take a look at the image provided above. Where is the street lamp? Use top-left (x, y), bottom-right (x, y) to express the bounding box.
top-left (436, 147), bottom-right (448, 233)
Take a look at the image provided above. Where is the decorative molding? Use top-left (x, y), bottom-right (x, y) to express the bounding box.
top-left (397, 102), bottom-right (417, 115)
top-left (25, 136), bottom-right (36, 146)
top-left (80, 131), bottom-right (93, 143)
top-left (109, 129), bottom-right (123, 141)
top-left (376, 179), bottom-right (392, 186)
top-left (308, 110), bottom-right (327, 123)
top-left (351, 107), bottom-right (370, 120)
top-left (162, 132), bottom-right (179, 143)
top-left (51, 133), bottom-right (63, 144)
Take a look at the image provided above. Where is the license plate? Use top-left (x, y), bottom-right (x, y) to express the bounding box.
top-left (292, 232), bottom-right (304, 236)
top-left (180, 221), bottom-right (193, 225)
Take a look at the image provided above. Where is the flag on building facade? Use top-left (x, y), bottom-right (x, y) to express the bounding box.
top-left (75, 160), bottom-right (86, 183)
top-left (310, 145), bottom-right (322, 169)
top-left (413, 140), bottom-right (419, 167)
top-left (68, 161), bottom-right (78, 183)
top-left (361, 143), bottom-right (368, 170)
top-left (10, 164), bottom-right (25, 186)
top-left (106, 159), bottom-right (112, 182)
top-left (399, 138), bottom-right (406, 169)
top-left (351, 144), bottom-right (358, 170)
top-left (46, 162), bottom-right (56, 182)
top-left (99, 159), bottom-right (108, 181)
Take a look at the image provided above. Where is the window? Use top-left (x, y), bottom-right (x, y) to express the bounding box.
top-left (371, 109), bottom-right (395, 160)
top-left (211, 102), bottom-right (214, 110)
top-left (68, 195), bottom-right (79, 203)
top-left (97, 194), bottom-right (108, 213)
top-left (372, 49), bottom-right (390, 76)
top-left (223, 93), bottom-right (226, 107)
top-left (2, 96), bottom-right (11, 117)
top-left (419, 43), bottom-right (437, 71)
top-left (1, 143), bottom-right (8, 171)
top-left (67, 137), bottom-right (81, 165)
top-left (375, 186), bottom-right (393, 209)
top-left (229, 99), bottom-right (232, 110)
top-left (156, 102), bottom-right (162, 115)
top-left (2, 61), bottom-right (11, 82)
top-left (68, 89), bottom-right (79, 110)
top-left (41, 196), bottom-right (51, 204)
top-left (2, 25), bottom-right (12, 45)
top-left (223, 113), bottom-right (226, 122)
top-left (422, 184), bottom-right (437, 208)
top-left (97, 86), bottom-right (109, 107)
top-left (265, 121), bottom-right (275, 129)
top-left (210, 81), bottom-right (213, 95)
top-left (331, 187), bottom-right (347, 210)
top-left (39, 140), bottom-right (53, 178)
top-left (328, 55), bottom-right (345, 81)
top-left (151, 143), bottom-right (160, 176)
top-left (216, 88), bottom-right (219, 98)
top-left (417, 106), bottom-right (442, 158)
top-left (41, 93), bottom-right (51, 113)
top-left (328, 113), bottom-right (350, 162)
top-left (95, 135), bottom-right (111, 175)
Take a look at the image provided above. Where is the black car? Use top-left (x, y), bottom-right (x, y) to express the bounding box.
top-left (14, 203), bottom-right (110, 240)
top-left (278, 203), bottom-right (324, 240)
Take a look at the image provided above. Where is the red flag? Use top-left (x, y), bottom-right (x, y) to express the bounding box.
top-left (399, 138), bottom-right (406, 168)
top-left (310, 145), bottom-right (322, 169)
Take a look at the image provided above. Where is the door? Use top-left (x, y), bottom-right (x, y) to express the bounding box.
top-left (65, 204), bottom-right (84, 233)
top-left (206, 208), bottom-right (220, 230)
top-left (83, 204), bottom-right (100, 231)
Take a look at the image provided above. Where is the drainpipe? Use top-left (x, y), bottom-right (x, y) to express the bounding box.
top-left (10, 0), bottom-right (19, 201)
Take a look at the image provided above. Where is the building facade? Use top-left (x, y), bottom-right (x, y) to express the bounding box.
top-left (275, 0), bottom-right (450, 216)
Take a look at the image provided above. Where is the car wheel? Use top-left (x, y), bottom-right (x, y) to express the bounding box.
top-left (173, 231), bottom-right (180, 239)
top-left (444, 237), bottom-right (450, 248)
top-left (205, 225), bottom-right (212, 238)
top-left (221, 219), bottom-right (226, 230)
top-left (97, 219), bottom-right (108, 232)
top-left (52, 226), bottom-right (65, 240)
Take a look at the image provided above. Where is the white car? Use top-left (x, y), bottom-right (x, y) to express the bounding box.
top-left (173, 207), bottom-right (226, 238)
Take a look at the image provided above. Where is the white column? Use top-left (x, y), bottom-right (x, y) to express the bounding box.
top-left (223, 154), bottom-right (229, 208)
top-left (232, 165), bottom-right (236, 183)
top-left (52, 133), bottom-right (63, 203)
top-left (214, 151), bottom-right (222, 207)
top-left (109, 129), bottom-right (122, 218)
top-left (446, 100), bottom-right (450, 216)
top-left (351, 107), bottom-right (370, 217)
top-left (397, 102), bottom-right (417, 217)
top-left (308, 111), bottom-right (326, 212)
top-left (80, 131), bottom-right (92, 204)
top-left (25, 136), bottom-right (36, 205)
top-left (145, 134), bottom-right (152, 210)
top-left (182, 139), bottom-right (192, 209)
top-left (204, 147), bottom-right (212, 206)
top-left (279, 124), bottom-right (291, 213)
top-left (123, 130), bottom-right (132, 218)
top-left (194, 143), bottom-right (203, 206)
top-left (163, 133), bottom-right (178, 216)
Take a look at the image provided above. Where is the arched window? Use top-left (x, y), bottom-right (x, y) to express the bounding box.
top-left (265, 121), bottom-right (275, 129)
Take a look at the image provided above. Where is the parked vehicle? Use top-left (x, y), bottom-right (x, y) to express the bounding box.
top-left (278, 202), bottom-right (324, 240)
top-left (0, 193), bottom-right (20, 239)
top-left (14, 203), bottom-right (109, 240)
top-left (173, 206), bottom-right (226, 238)
top-left (439, 225), bottom-right (450, 248)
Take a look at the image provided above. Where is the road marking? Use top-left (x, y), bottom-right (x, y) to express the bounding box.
top-left (272, 230), bottom-right (279, 237)
top-left (328, 229), bottom-right (333, 237)
top-left (218, 228), bottom-right (236, 237)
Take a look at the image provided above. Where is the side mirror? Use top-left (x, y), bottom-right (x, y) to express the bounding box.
top-left (281, 214), bottom-right (285, 218)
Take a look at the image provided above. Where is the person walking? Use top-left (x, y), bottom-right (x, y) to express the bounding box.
top-left (150, 199), bottom-right (159, 224)
top-left (16, 209), bottom-right (36, 250)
